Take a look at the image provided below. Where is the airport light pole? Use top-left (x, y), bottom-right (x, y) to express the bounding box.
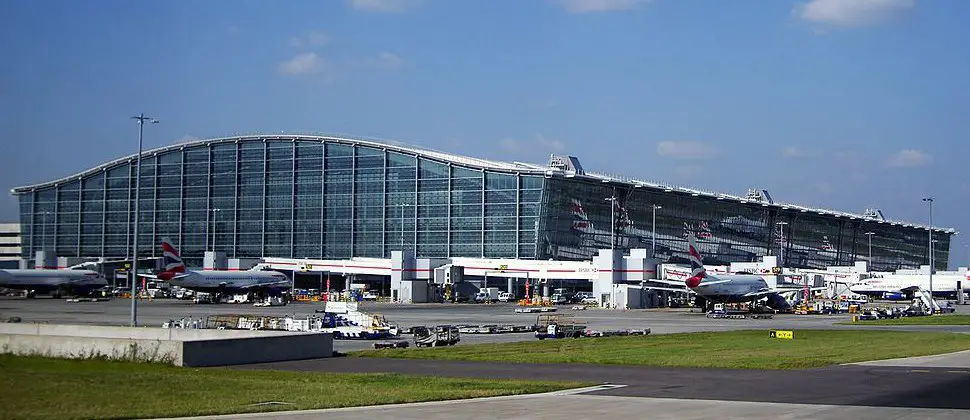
top-left (130, 113), bottom-right (158, 328)
top-left (923, 197), bottom-right (934, 303)
top-left (210, 208), bottom-right (221, 252)
top-left (865, 232), bottom-right (875, 269)
top-left (775, 221), bottom-right (789, 268)
top-left (605, 193), bottom-right (618, 251)
top-left (651, 205), bottom-right (662, 258)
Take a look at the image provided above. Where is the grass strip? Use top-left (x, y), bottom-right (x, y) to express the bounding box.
top-left (355, 329), bottom-right (970, 370)
top-left (0, 355), bottom-right (584, 420)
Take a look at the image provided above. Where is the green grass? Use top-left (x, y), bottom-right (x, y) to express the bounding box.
top-left (837, 314), bottom-right (970, 326)
top-left (0, 355), bottom-right (586, 420)
top-left (354, 330), bottom-right (970, 370)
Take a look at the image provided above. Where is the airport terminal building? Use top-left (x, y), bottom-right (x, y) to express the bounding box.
top-left (10, 135), bottom-right (955, 272)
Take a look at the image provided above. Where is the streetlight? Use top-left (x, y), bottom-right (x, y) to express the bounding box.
top-left (864, 232), bottom-right (876, 269)
top-left (775, 221), bottom-right (789, 268)
top-left (923, 197), bottom-right (934, 304)
top-left (604, 192), bottom-right (618, 251)
top-left (210, 208), bottom-right (221, 252)
top-left (651, 205), bottom-right (662, 258)
top-left (130, 113), bottom-right (158, 328)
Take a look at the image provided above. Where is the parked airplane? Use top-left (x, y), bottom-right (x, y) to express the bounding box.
top-left (647, 235), bottom-right (823, 310)
top-left (143, 239), bottom-right (292, 301)
top-left (849, 273), bottom-right (970, 299)
top-left (0, 268), bottom-right (107, 298)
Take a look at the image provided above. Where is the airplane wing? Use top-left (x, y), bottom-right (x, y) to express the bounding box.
top-left (743, 289), bottom-right (781, 298)
top-left (649, 279), bottom-right (689, 286)
top-left (644, 285), bottom-right (696, 294)
top-left (773, 285), bottom-right (827, 292)
top-left (699, 280), bottom-right (732, 287)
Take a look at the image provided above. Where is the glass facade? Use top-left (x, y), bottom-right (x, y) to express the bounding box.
top-left (538, 178), bottom-right (951, 272)
top-left (15, 138), bottom-right (543, 267)
top-left (13, 136), bottom-right (953, 271)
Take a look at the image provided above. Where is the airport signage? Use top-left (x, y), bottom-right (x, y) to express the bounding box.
top-left (769, 330), bottom-right (794, 340)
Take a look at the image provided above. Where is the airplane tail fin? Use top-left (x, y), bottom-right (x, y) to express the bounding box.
top-left (686, 235), bottom-right (707, 288)
top-left (159, 238), bottom-right (185, 281)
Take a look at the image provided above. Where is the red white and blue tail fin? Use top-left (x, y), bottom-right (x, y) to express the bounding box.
top-left (685, 235), bottom-right (707, 288)
top-left (159, 238), bottom-right (186, 280)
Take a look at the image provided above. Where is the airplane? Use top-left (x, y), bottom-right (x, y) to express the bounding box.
top-left (645, 235), bottom-right (824, 311)
top-left (849, 273), bottom-right (970, 299)
top-left (144, 238), bottom-right (292, 303)
top-left (0, 267), bottom-right (108, 298)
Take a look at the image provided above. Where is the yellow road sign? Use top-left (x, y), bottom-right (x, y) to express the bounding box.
top-left (769, 330), bottom-right (794, 340)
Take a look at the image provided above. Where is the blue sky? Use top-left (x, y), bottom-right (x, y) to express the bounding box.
top-left (1, 0), bottom-right (968, 267)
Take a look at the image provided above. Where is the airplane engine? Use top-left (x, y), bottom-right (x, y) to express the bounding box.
top-left (766, 293), bottom-right (792, 311)
top-left (882, 292), bottom-right (907, 301)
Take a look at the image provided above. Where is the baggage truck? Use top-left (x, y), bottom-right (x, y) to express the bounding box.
top-left (413, 325), bottom-right (461, 347)
top-left (534, 314), bottom-right (587, 339)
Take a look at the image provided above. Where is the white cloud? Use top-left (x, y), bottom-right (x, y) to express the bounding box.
top-left (781, 146), bottom-right (822, 158)
top-left (349, 0), bottom-right (423, 13)
top-left (553, 0), bottom-right (651, 13)
top-left (887, 149), bottom-right (932, 168)
top-left (656, 141), bottom-right (718, 160)
top-left (289, 31), bottom-right (330, 48)
top-left (536, 134), bottom-right (566, 153)
top-left (796, 0), bottom-right (914, 27)
top-left (278, 52), bottom-right (325, 76)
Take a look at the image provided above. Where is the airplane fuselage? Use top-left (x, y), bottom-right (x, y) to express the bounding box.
top-left (0, 269), bottom-right (108, 296)
top-left (165, 270), bottom-right (291, 295)
top-left (850, 275), bottom-right (970, 298)
top-left (691, 274), bottom-right (772, 303)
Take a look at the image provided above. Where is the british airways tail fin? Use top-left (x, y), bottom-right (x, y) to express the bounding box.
top-left (686, 235), bottom-right (707, 288)
top-left (159, 238), bottom-right (186, 280)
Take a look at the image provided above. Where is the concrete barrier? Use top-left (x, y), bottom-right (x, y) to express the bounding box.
top-left (0, 323), bottom-right (333, 367)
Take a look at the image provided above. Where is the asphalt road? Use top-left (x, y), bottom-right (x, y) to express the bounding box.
top-left (160, 395), bottom-right (970, 420)
top-left (236, 357), bottom-right (970, 410)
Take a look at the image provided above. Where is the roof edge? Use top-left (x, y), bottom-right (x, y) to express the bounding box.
top-left (10, 133), bottom-right (548, 193)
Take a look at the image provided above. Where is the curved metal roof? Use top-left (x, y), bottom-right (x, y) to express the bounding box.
top-left (10, 134), bottom-right (546, 193)
top-left (10, 133), bottom-right (957, 234)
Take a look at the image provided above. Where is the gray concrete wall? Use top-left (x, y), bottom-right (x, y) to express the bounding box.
top-left (0, 324), bottom-right (333, 367)
top-left (181, 333), bottom-right (333, 367)
top-left (0, 333), bottom-right (184, 364)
